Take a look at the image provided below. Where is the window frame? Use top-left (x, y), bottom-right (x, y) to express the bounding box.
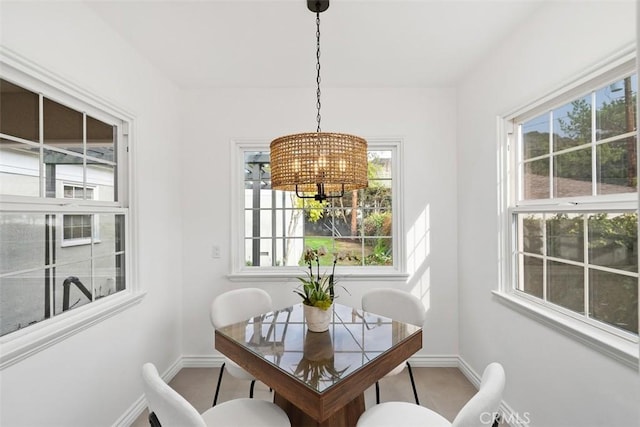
top-left (0, 48), bottom-right (142, 369)
top-left (497, 47), bottom-right (639, 369)
top-left (229, 138), bottom-right (407, 281)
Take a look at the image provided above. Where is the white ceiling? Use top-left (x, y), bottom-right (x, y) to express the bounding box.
top-left (87, 0), bottom-right (545, 89)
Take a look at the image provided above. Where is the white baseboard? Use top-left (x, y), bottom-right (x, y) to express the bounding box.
top-left (112, 356), bottom-right (183, 427)
top-left (457, 356), bottom-right (482, 387)
top-left (113, 396), bottom-right (147, 427)
top-left (406, 354), bottom-right (459, 367)
top-left (496, 400), bottom-right (531, 427)
top-left (163, 356), bottom-right (184, 380)
top-left (115, 354), bottom-right (529, 427)
top-left (181, 355), bottom-right (225, 367)
top-left (184, 354), bottom-right (461, 368)
top-left (457, 357), bottom-right (529, 427)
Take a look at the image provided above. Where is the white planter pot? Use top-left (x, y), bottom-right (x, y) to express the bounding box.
top-left (304, 303), bottom-right (333, 333)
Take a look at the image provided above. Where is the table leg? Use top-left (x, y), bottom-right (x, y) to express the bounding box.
top-left (274, 392), bottom-right (365, 427)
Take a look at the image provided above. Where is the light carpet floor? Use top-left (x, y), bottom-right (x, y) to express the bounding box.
top-left (131, 366), bottom-right (506, 426)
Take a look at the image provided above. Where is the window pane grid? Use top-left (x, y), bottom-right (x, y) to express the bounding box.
top-left (519, 76), bottom-right (637, 203)
top-left (0, 76), bottom-right (127, 338)
top-left (510, 63), bottom-right (638, 343)
top-left (515, 211), bottom-right (637, 334)
top-left (243, 149), bottom-right (394, 268)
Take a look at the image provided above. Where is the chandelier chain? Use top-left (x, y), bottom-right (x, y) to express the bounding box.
top-left (269, 1), bottom-right (369, 202)
top-left (316, 12), bottom-right (321, 133)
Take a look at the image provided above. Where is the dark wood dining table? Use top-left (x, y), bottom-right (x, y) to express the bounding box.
top-left (214, 302), bottom-right (422, 427)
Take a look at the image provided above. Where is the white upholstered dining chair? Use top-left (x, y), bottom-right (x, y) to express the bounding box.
top-left (210, 288), bottom-right (273, 406)
top-left (141, 363), bottom-right (290, 427)
top-left (356, 362), bottom-right (506, 427)
top-left (362, 288), bottom-right (426, 404)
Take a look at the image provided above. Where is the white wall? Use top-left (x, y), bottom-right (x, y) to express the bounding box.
top-left (180, 87), bottom-right (459, 359)
top-left (0, 3), bottom-right (184, 426)
top-left (457, 2), bottom-right (639, 426)
top-left (3, 1), bottom-right (638, 426)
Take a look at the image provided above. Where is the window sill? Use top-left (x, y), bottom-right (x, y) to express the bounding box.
top-left (60, 238), bottom-right (101, 247)
top-left (0, 291), bottom-right (145, 370)
top-left (493, 291), bottom-right (638, 370)
top-left (228, 269), bottom-right (409, 282)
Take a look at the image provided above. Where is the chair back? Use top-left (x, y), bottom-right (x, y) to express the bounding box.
top-left (210, 288), bottom-right (273, 328)
top-left (452, 362), bottom-right (505, 427)
top-left (141, 363), bottom-right (206, 427)
top-left (362, 288), bottom-right (426, 326)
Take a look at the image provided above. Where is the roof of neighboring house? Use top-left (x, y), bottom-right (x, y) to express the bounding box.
top-left (524, 174), bottom-right (634, 200)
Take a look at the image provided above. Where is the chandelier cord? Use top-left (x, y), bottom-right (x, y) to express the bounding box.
top-left (315, 12), bottom-right (321, 133)
top-left (269, 1), bottom-right (368, 202)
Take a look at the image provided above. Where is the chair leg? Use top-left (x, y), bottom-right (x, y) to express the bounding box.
top-left (406, 361), bottom-right (420, 405)
top-left (375, 381), bottom-right (381, 404)
top-left (249, 379), bottom-right (256, 398)
top-left (492, 413), bottom-right (502, 427)
top-left (148, 411), bottom-right (161, 427)
top-left (212, 362), bottom-right (225, 407)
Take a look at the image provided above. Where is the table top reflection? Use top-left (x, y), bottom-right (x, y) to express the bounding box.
top-left (215, 302), bottom-right (422, 394)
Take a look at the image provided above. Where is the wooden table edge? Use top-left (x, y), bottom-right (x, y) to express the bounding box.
top-left (215, 327), bottom-right (422, 423)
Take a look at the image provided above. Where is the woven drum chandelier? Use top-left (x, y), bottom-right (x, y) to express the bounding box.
top-left (270, 0), bottom-right (368, 202)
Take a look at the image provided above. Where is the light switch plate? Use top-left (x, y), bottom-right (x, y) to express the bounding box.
top-left (212, 245), bottom-right (221, 259)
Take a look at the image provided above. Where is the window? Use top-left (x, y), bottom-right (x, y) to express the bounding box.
top-left (63, 184), bottom-right (96, 244)
top-left (0, 67), bottom-right (130, 340)
top-left (503, 55), bottom-right (638, 351)
top-left (63, 214), bottom-right (92, 241)
top-left (233, 140), bottom-right (403, 277)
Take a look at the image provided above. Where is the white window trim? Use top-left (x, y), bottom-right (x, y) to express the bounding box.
top-left (493, 291), bottom-right (637, 368)
top-left (228, 137), bottom-right (407, 282)
top-left (496, 45), bottom-right (639, 369)
top-left (0, 47), bottom-right (142, 369)
top-left (0, 290), bottom-right (145, 370)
